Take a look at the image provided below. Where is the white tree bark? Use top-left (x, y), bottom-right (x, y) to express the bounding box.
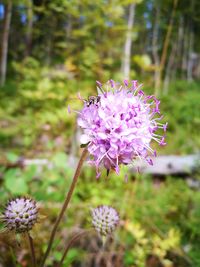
top-left (121, 3), bottom-right (135, 79)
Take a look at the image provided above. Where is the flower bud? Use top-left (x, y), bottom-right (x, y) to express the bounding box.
top-left (91, 205), bottom-right (119, 236)
top-left (2, 197), bottom-right (38, 233)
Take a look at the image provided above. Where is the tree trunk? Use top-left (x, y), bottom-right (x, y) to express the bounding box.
top-left (187, 0), bottom-right (194, 82)
top-left (65, 14), bottom-right (72, 40)
top-left (181, 21), bottom-right (189, 79)
top-left (25, 0), bottom-right (33, 57)
top-left (154, 0), bottom-right (178, 96)
top-left (0, 0), bottom-right (12, 87)
top-left (187, 30), bottom-right (194, 82)
top-left (163, 16), bottom-right (183, 94)
top-left (175, 16), bottom-right (184, 79)
top-left (121, 3), bottom-right (135, 79)
top-left (152, 6), bottom-right (160, 90)
top-left (163, 37), bottom-right (177, 94)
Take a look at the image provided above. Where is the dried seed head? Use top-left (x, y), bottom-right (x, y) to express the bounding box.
top-left (91, 205), bottom-right (119, 236)
top-left (2, 197), bottom-right (38, 233)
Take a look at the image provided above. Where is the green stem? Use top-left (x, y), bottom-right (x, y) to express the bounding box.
top-left (40, 148), bottom-right (88, 267)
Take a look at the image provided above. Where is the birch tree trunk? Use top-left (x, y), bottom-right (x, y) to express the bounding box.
top-left (0, 0), bottom-right (12, 87)
top-left (121, 3), bottom-right (135, 79)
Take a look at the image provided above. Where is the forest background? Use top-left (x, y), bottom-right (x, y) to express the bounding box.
top-left (0, 0), bottom-right (200, 266)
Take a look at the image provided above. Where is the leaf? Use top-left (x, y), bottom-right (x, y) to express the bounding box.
top-left (6, 152), bottom-right (18, 163)
top-left (24, 165), bottom-right (37, 181)
top-left (133, 54), bottom-right (152, 70)
top-left (5, 175), bottom-right (28, 195)
top-left (52, 152), bottom-right (68, 169)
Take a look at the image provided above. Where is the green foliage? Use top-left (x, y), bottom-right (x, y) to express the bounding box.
top-left (133, 54), bottom-right (152, 70)
top-left (0, 57), bottom-right (97, 153)
top-left (161, 80), bottom-right (200, 153)
top-left (4, 168), bottom-right (28, 194)
top-left (1, 162), bottom-right (199, 266)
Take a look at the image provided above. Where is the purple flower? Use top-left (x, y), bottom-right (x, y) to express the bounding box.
top-left (91, 205), bottom-right (119, 236)
top-left (1, 197), bottom-right (38, 233)
top-left (77, 80), bottom-right (167, 177)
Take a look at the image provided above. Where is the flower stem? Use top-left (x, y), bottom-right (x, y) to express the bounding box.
top-left (57, 230), bottom-right (91, 267)
top-left (26, 232), bottom-right (36, 267)
top-left (40, 148), bottom-right (88, 267)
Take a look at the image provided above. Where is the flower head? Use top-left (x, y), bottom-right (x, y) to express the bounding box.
top-left (78, 80), bottom-right (167, 177)
top-left (91, 205), bottom-right (119, 236)
top-left (1, 197), bottom-right (38, 233)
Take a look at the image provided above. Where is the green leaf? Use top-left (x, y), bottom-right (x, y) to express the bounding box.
top-left (6, 152), bottom-right (19, 163)
top-left (52, 152), bottom-right (68, 169)
top-left (5, 172), bottom-right (28, 195)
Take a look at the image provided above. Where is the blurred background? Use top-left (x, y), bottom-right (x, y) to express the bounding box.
top-left (0, 0), bottom-right (200, 266)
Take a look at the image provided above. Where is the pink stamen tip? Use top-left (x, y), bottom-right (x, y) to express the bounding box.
top-left (96, 170), bottom-right (101, 179)
top-left (96, 80), bottom-right (102, 87)
top-left (138, 90), bottom-right (145, 96)
top-left (131, 80), bottom-right (138, 89)
top-left (67, 105), bottom-right (71, 113)
top-left (77, 92), bottom-right (82, 100)
top-left (163, 122), bottom-right (168, 132)
top-left (147, 158), bottom-right (153, 166)
top-left (124, 173), bottom-right (128, 183)
top-left (124, 79), bottom-right (129, 86)
top-left (159, 137), bottom-right (166, 146)
top-left (109, 79), bottom-right (115, 88)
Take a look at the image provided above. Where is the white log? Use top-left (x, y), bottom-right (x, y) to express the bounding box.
top-left (130, 155), bottom-right (199, 175)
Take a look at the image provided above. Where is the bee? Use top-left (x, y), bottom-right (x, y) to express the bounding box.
top-left (85, 95), bottom-right (101, 107)
top-left (68, 94), bottom-right (101, 111)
